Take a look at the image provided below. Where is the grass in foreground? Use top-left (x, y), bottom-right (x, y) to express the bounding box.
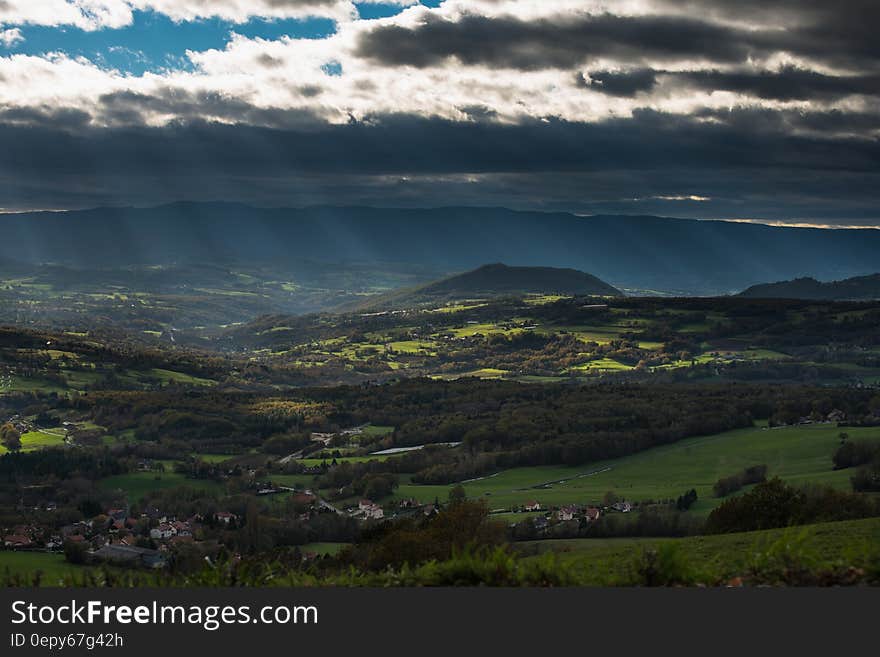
top-left (0, 552), bottom-right (92, 587)
top-left (519, 517), bottom-right (880, 586)
top-left (3, 518), bottom-right (877, 587)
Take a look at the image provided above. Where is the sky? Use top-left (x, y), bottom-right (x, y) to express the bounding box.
top-left (0, 0), bottom-right (878, 226)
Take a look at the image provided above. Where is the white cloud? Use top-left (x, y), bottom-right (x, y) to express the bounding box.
top-left (0, 1), bottom-right (419, 30)
top-left (0, 0), bottom-right (871, 134)
top-left (0, 27), bottom-right (24, 47)
top-left (0, 1), bottom-right (134, 31)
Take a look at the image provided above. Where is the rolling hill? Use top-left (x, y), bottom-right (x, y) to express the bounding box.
top-left (739, 273), bottom-right (880, 300)
top-left (355, 263), bottom-right (622, 309)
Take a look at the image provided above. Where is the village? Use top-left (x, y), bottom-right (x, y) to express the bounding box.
top-left (2, 481), bottom-right (639, 571)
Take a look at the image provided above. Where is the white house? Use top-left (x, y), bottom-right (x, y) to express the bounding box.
top-left (149, 523), bottom-right (176, 540)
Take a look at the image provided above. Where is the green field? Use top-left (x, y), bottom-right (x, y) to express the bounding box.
top-left (300, 542), bottom-right (350, 556)
top-left (0, 429), bottom-right (66, 455)
top-left (0, 552), bottom-right (89, 587)
top-left (132, 368), bottom-right (216, 387)
top-left (520, 517), bottom-right (880, 585)
top-left (192, 453), bottom-right (235, 463)
top-left (299, 454), bottom-right (395, 466)
top-left (360, 425), bottom-right (395, 438)
top-left (270, 474), bottom-right (318, 489)
top-left (98, 471), bottom-right (223, 502)
top-left (391, 423), bottom-right (880, 512)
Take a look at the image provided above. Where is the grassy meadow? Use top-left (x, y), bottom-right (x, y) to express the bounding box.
top-left (391, 423), bottom-right (880, 512)
top-left (519, 517), bottom-right (880, 585)
top-left (98, 471), bottom-right (224, 502)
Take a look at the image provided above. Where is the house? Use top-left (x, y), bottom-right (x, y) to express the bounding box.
top-left (62, 520), bottom-right (92, 536)
top-left (524, 501), bottom-right (542, 512)
top-left (216, 512), bottom-right (237, 525)
top-left (558, 505), bottom-right (578, 521)
top-left (172, 521), bottom-right (191, 537)
top-left (149, 523), bottom-right (176, 540)
top-left (612, 501), bottom-right (633, 513)
top-left (4, 535), bottom-right (33, 549)
top-left (358, 500), bottom-right (385, 520)
top-left (398, 498), bottom-right (419, 509)
top-left (107, 509), bottom-right (127, 522)
top-left (585, 507), bottom-right (601, 522)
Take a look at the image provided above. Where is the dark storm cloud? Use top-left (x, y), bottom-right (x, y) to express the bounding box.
top-left (580, 70), bottom-right (659, 97)
top-left (356, 13), bottom-right (759, 70)
top-left (1, 1), bottom-right (877, 224)
top-left (356, 5), bottom-right (880, 72)
top-left (3, 110), bottom-right (878, 177)
top-left (98, 88), bottom-right (323, 128)
top-left (691, 106), bottom-right (880, 137)
top-left (0, 105), bottom-right (92, 129)
top-left (585, 67), bottom-right (880, 100)
top-left (0, 109), bottom-right (877, 222)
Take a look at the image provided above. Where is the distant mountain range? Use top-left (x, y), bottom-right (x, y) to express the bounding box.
top-left (739, 274), bottom-right (880, 300)
top-left (355, 263), bottom-right (622, 309)
top-left (1, 202), bottom-right (878, 295)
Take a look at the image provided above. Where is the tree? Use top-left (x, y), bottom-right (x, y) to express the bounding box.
top-left (448, 485), bottom-right (466, 506)
top-left (675, 488), bottom-right (698, 511)
top-left (0, 422), bottom-right (22, 452)
top-left (63, 539), bottom-right (88, 565)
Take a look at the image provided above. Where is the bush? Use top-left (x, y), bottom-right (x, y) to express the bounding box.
top-left (713, 464), bottom-right (767, 497)
top-left (631, 544), bottom-right (698, 586)
top-left (833, 441), bottom-right (880, 470)
top-left (851, 463), bottom-right (880, 492)
top-left (706, 478), bottom-right (879, 534)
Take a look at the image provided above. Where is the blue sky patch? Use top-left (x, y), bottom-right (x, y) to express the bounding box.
top-left (0, 10), bottom-right (337, 75)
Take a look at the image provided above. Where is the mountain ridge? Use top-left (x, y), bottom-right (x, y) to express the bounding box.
top-left (739, 273), bottom-right (880, 300)
top-left (349, 263), bottom-right (622, 310)
top-left (2, 202), bottom-right (879, 295)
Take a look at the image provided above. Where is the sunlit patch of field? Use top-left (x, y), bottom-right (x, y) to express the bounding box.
top-left (386, 340), bottom-right (438, 355)
top-left (432, 368), bottom-right (509, 380)
top-left (429, 302), bottom-right (489, 313)
top-left (0, 429), bottom-right (67, 455)
top-left (569, 358), bottom-right (633, 372)
top-left (523, 295), bottom-right (574, 305)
